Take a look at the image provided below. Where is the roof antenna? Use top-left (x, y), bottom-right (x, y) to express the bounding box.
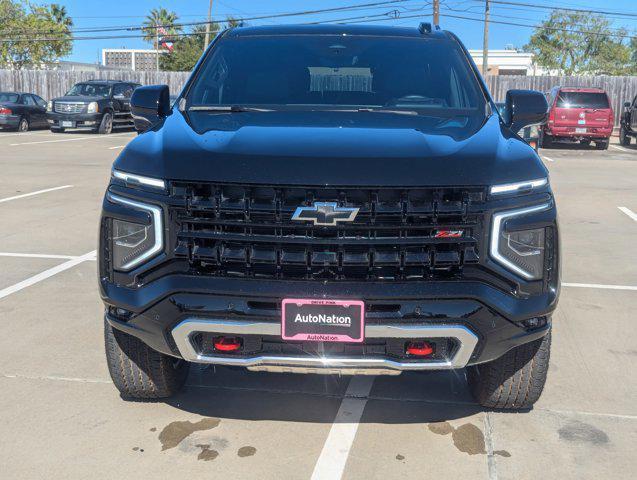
top-left (418, 22), bottom-right (432, 34)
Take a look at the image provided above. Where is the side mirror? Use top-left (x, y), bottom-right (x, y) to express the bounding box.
top-left (625, 102), bottom-right (631, 108)
top-left (130, 85), bottom-right (170, 132)
top-left (503, 89), bottom-right (548, 134)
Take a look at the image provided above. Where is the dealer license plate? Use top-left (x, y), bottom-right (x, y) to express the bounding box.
top-left (281, 299), bottom-right (365, 343)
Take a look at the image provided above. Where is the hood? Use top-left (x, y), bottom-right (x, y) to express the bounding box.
top-left (115, 109), bottom-right (548, 187)
top-left (53, 95), bottom-right (105, 103)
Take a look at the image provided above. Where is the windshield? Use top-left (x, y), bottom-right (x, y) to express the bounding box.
top-left (0, 92), bottom-right (19, 103)
top-left (556, 92), bottom-right (609, 109)
top-left (187, 34), bottom-right (485, 114)
top-left (66, 83), bottom-right (111, 98)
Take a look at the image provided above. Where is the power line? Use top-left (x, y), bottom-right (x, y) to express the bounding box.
top-left (471, 0), bottom-right (637, 18)
top-left (0, 0), bottom-right (415, 38)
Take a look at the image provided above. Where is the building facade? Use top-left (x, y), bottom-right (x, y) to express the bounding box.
top-left (468, 50), bottom-right (547, 76)
top-left (102, 49), bottom-right (164, 71)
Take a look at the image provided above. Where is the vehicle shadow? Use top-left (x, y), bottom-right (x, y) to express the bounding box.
top-left (152, 365), bottom-right (485, 424)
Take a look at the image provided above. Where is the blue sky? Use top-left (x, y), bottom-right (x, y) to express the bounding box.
top-left (51, 0), bottom-right (637, 64)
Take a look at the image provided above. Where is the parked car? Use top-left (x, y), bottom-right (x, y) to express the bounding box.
top-left (619, 94), bottom-right (637, 146)
top-left (541, 86), bottom-right (613, 149)
top-left (100, 23), bottom-right (558, 410)
top-left (495, 102), bottom-right (541, 151)
top-left (0, 92), bottom-right (48, 132)
top-left (46, 80), bottom-right (140, 134)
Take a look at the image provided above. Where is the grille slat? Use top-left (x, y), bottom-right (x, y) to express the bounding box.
top-left (54, 102), bottom-right (86, 114)
top-left (170, 182), bottom-right (486, 281)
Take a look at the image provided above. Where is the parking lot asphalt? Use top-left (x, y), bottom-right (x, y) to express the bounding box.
top-left (0, 129), bottom-right (636, 479)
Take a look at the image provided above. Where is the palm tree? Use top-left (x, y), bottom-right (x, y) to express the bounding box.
top-left (142, 8), bottom-right (182, 49)
top-left (49, 4), bottom-right (73, 29)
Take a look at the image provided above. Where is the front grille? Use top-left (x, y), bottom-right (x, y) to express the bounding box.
top-left (169, 182), bottom-right (487, 281)
top-left (54, 102), bottom-right (86, 114)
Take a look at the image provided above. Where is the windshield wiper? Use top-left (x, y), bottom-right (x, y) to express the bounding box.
top-left (188, 105), bottom-right (273, 112)
top-left (355, 107), bottom-right (418, 115)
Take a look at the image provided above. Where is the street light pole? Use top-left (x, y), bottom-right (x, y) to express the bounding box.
top-left (156, 24), bottom-right (159, 72)
top-left (204, 0), bottom-right (214, 51)
top-left (482, 0), bottom-right (490, 77)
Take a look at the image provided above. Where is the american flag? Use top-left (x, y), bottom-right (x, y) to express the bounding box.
top-left (157, 26), bottom-right (174, 52)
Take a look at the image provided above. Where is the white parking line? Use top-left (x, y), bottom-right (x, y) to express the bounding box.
top-left (0, 185), bottom-right (73, 204)
top-left (618, 206), bottom-right (637, 222)
top-left (311, 376), bottom-right (375, 480)
top-left (0, 250), bottom-right (96, 301)
top-left (610, 145), bottom-right (632, 153)
top-left (0, 252), bottom-right (76, 260)
top-left (0, 131), bottom-right (55, 138)
top-left (108, 145), bottom-right (126, 150)
top-left (542, 155), bottom-right (555, 162)
top-left (9, 132), bottom-right (134, 146)
top-left (562, 282), bottom-right (637, 291)
top-left (483, 412), bottom-right (498, 480)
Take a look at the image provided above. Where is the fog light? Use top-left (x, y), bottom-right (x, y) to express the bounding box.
top-left (213, 336), bottom-right (242, 352)
top-left (406, 341), bottom-right (434, 357)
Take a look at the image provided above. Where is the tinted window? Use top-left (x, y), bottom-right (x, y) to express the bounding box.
top-left (66, 83), bottom-right (111, 97)
top-left (0, 92), bottom-right (19, 103)
top-left (113, 83), bottom-right (134, 98)
top-left (556, 91), bottom-right (609, 109)
top-left (33, 95), bottom-right (47, 108)
top-left (188, 35), bottom-right (484, 113)
top-left (22, 95), bottom-right (36, 106)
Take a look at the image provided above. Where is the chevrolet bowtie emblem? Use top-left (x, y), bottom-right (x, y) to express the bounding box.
top-left (291, 202), bottom-right (359, 226)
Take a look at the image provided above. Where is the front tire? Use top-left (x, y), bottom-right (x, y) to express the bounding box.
top-left (620, 127), bottom-right (631, 146)
top-left (98, 112), bottom-right (113, 134)
top-left (539, 131), bottom-right (553, 148)
top-left (104, 319), bottom-right (189, 399)
top-left (50, 127), bottom-right (65, 133)
top-left (467, 332), bottom-right (551, 410)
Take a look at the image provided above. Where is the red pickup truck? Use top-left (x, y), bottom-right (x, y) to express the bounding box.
top-left (541, 86), bottom-right (613, 150)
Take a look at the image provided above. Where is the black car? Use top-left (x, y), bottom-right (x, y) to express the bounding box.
top-left (620, 94), bottom-right (637, 146)
top-left (0, 92), bottom-right (48, 132)
top-left (100, 24), bottom-right (558, 410)
top-left (46, 80), bottom-right (139, 134)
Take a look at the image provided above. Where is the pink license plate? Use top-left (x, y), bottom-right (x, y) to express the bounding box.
top-left (281, 298), bottom-right (365, 343)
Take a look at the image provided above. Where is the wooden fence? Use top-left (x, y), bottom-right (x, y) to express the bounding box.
top-left (1, 70), bottom-right (635, 125)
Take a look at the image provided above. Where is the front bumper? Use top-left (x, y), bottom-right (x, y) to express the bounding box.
top-left (47, 112), bottom-right (102, 129)
top-left (103, 275), bottom-right (555, 372)
top-left (0, 114), bottom-right (20, 128)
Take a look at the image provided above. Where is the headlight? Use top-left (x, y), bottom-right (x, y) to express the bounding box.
top-left (87, 102), bottom-right (98, 113)
top-left (107, 193), bottom-right (163, 271)
top-left (490, 204), bottom-right (550, 280)
top-left (47, 101), bottom-right (53, 112)
top-left (490, 178), bottom-right (547, 195)
top-left (112, 169), bottom-right (166, 190)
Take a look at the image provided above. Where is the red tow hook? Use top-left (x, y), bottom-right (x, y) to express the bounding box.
top-left (406, 341), bottom-right (434, 357)
top-left (213, 336), bottom-right (242, 352)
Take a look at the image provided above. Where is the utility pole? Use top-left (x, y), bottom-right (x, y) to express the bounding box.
top-left (482, 0), bottom-right (489, 77)
top-left (156, 25), bottom-right (160, 72)
top-left (433, 0), bottom-right (439, 25)
top-left (204, 0), bottom-right (214, 51)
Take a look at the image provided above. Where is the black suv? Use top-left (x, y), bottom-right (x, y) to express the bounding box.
top-left (100, 24), bottom-right (558, 410)
top-left (47, 80), bottom-right (139, 133)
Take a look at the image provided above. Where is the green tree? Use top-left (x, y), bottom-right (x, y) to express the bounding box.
top-left (525, 11), bottom-right (635, 75)
top-left (0, 0), bottom-right (72, 69)
top-left (160, 24), bottom-right (218, 72)
top-left (142, 7), bottom-right (182, 50)
top-left (48, 3), bottom-right (72, 28)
